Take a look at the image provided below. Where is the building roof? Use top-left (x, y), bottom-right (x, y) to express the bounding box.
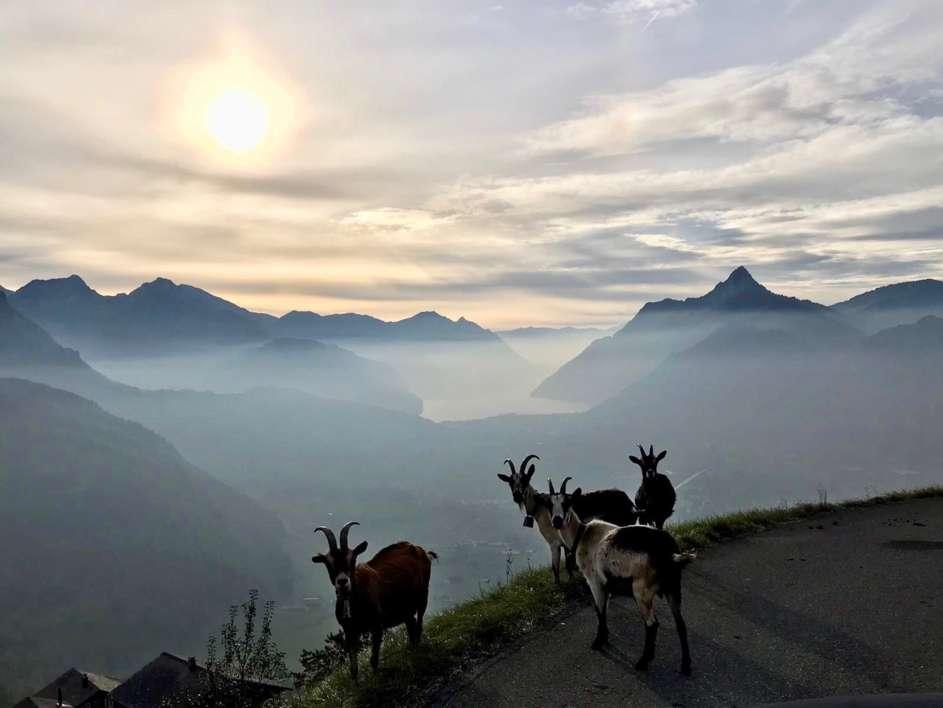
top-left (111, 652), bottom-right (288, 708)
top-left (29, 667), bottom-right (121, 707)
top-left (14, 698), bottom-right (76, 708)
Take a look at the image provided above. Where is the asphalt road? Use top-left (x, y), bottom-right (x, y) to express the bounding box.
top-left (440, 497), bottom-right (943, 708)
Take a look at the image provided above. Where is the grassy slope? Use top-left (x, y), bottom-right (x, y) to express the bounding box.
top-left (293, 486), bottom-right (943, 708)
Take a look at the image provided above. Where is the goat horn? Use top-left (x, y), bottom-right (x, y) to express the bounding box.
top-left (560, 476), bottom-right (573, 495)
top-left (521, 454), bottom-right (540, 474)
top-left (638, 444), bottom-right (647, 460)
top-left (314, 526), bottom-right (338, 554)
top-left (504, 459), bottom-right (517, 474)
top-left (339, 521), bottom-right (360, 551)
top-left (649, 444), bottom-right (654, 457)
top-left (547, 478), bottom-right (555, 495)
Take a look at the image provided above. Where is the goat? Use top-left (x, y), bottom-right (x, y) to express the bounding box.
top-left (630, 444), bottom-right (677, 529)
top-left (311, 522), bottom-right (436, 679)
top-left (548, 477), bottom-right (694, 675)
top-left (498, 455), bottom-right (638, 584)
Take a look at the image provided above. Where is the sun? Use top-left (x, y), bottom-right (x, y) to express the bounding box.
top-left (203, 87), bottom-right (271, 153)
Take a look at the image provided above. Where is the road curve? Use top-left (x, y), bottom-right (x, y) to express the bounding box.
top-left (439, 497), bottom-right (943, 707)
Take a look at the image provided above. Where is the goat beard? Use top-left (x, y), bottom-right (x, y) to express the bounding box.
top-left (336, 596), bottom-right (352, 619)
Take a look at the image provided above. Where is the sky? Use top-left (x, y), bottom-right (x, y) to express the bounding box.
top-left (1, 0), bottom-right (942, 328)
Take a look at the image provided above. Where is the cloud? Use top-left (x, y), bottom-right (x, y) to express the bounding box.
top-left (566, 0), bottom-right (697, 23)
top-left (1, 1), bottom-right (942, 325)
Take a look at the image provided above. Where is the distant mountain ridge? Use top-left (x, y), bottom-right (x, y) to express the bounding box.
top-left (533, 266), bottom-right (855, 404)
top-left (277, 308), bottom-right (500, 342)
top-left (0, 288), bottom-right (85, 367)
top-left (10, 275), bottom-right (269, 357)
top-left (831, 279), bottom-right (943, 333)
top-left (7, 275), bottom-right (501, 357)
top-left (630, 266), bottom-right (823, 322)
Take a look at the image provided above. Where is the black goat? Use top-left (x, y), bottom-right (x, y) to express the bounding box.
top-left (630, 444), bottom-right (676, 529)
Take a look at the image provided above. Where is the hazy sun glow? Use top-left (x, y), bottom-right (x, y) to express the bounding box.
top-left (204, 87), bottom-right (270, 152)
top-left (169, 32), bottom-right (300, 164)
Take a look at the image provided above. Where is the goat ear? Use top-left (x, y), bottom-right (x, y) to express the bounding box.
top-left (311, 554), bottom-right (328, 565)
top-left (656, 450), bottom-right (667, 462)
top-left (629, 455), bottom-right (642, 466)
top-left (497, 473), bottom-right (511, 483)
top-left (572, 488), bottom-right (582, 498)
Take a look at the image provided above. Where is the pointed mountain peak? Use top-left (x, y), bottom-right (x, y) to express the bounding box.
top-left (704, 266), bottom-right (771, 303)
top-left (134, 276), bottom-right (178, 292)
top-left (725, 266), bottom-right (758, 285)
top-left (401, 310), bottom-right (451, 324)
top-left (17, 274), bottom-right (95, 299)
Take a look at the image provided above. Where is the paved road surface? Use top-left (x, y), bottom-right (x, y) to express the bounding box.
top-left (441, 498), bottom-right (943, 707)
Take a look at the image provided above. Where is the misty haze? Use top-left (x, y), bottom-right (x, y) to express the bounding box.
top-left (2, 3), bottom-right (943, 708)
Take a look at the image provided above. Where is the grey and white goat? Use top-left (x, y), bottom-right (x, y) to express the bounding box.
top-left (498, 455), bottom-right (638, 584)
top-left (548, 478), bottom-right (694, 675)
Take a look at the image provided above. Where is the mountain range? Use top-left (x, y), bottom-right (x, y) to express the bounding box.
top-left (6, 275), bottom-right (502, 359)
top-left (4, 268), bottom-right (943, 701)
top-left (533, 267), bottom-right (942, 404)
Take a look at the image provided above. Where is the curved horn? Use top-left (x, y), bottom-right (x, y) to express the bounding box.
top-left (504, 459), bottom-right (517, 475)
top-left (520, 454), bottom-right (540, 477)
top-left (314, 526), bottom-right (338, 554)
top-left (649, 444), bottom-right (654, 457)
top-left (560, 476), bottom-right (573, 495)
top-left (547, 478), bottom-right (556, 495)
top-left (339, 521), bottom-right (360, 551)
top-left (638, 444), bottom-right (647, 460)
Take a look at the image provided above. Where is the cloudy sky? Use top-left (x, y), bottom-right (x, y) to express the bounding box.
top-left (1, 1), bottom-right (942, 327)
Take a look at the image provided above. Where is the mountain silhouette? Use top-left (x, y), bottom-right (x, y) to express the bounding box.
top-left (832, 279), bottom-right (943, 333)
top-left (0, 377), bottom-right (291, 700)
top-left (635, 266), bottom-right (823, 318)
top-left (533, 267), bottom-right (855, 404)
top-left (10, 276), bottom-right (269, 357)
top-left (9, 276), bottom-right (503, 358)
top-left (215, 337), bottom-right (423, 414)
top-left (274, 308), bottom-right (500, 342)
top-left (864, 315), bottom-right (943, 355)
top-left (0, 289), bottom-right (85, 367)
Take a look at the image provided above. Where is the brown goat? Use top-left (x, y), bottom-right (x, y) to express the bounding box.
top-left (311, 522), bottom-right (436, 679)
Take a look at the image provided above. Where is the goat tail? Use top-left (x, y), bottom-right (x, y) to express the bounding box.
top-left (672, 551), bottom-right (696, 566)
top-left (426, 550), bottom-right (440, 562)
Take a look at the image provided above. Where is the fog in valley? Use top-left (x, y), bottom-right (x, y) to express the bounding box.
top-left (3, 268), bottom-right (943, 699)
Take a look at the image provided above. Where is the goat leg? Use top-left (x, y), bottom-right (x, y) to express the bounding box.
top-left (370, 628), bottom-right (383, 672)
top-left (588, 580), bottom-right (610, 649)
top-left (564, 548), bottom-right (576, 579)
top-left (346, 633), bottom-right (359, 681)
top-left (635, 618), bottom-right (659, 671)
top-left (669, 593), bottom-right (692, 675)
top-left (550, 542), bottom-right (562, 585)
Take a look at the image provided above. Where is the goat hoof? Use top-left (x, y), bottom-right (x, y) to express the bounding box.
top-left (591, 638), bottom-right (608, 651)
top-left (680, 664), bottom-right (692, 677)
top-left (634, 658), bottom-right (650, 671)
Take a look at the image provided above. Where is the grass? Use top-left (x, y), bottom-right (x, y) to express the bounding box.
top-left (670, 485), bottom-right (943, 551)
top-left (292, 485), bottom-right (943, 707)
top-left (295, 568), bottom-right (584, 707)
